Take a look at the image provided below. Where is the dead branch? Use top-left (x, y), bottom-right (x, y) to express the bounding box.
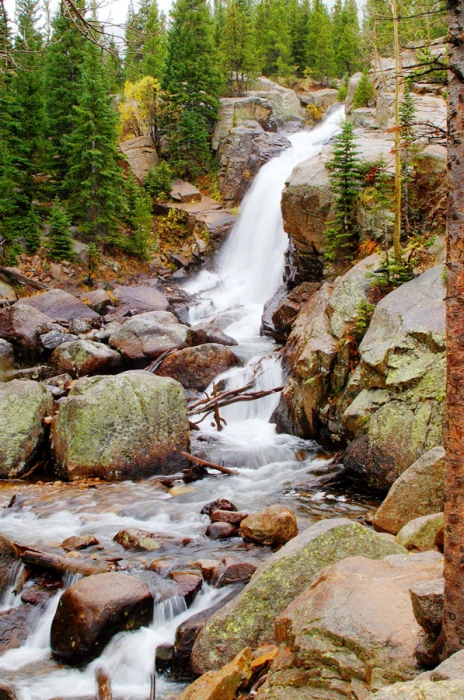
top-left (188, 386), bottom-right (284, 418)
top-left (180, 451), bottom-right (238, 476)
top-left (0, 266), bottom-right (50, 291)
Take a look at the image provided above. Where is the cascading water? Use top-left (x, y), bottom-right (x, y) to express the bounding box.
top-left (0, 106), bottom-right (373, 700)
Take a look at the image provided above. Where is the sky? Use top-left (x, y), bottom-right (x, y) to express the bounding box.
top-left (4, 0), bottom-right (174, 32)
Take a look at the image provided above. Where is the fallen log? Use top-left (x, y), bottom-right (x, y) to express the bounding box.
top-left (180, 451), bottom-right (238, 476)
top-left (15, 544), bottom-right (111, 577)
top-left (0, 266), bottom-right (50, 291)
top-left (96, 668), bottom-right (112, 700)
top-left (188, 386), bottom-right (284, 417)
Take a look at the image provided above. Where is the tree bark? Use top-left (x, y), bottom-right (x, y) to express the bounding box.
top-left (442, 0), bottom-right (464, 659)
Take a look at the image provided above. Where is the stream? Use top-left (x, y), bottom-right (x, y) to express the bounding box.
top-left (0, 106), bottom-right (376, 700)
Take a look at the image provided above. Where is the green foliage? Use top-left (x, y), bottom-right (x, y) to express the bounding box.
top-left (23, 207), bottom-right (41, 253)
top-left (45, 0), bottom-right (86, 190)
top-left (124, 0), bottom-right (167, 82)
top-left (124, 174), bottom-right (153, 258)
top-left (354, 298), bottom-right (375, 340)
top-left (325, 120), bottom-right (363, 261)
top-left (220, 0), bottom-right (260, 95)
top-left (144, 161), bottom-right (174, 200)
top-left (86, 242), bottom-right (99, 271)
top-left (168, 108), bottom-right (212, 179)
top-left (65, 40), bottom-right (126, 245)
top-left (255, 0), bottom-right (292, 77)
top-left (48, 198), bottom-right (75, 261)
top-left (371, 252), bottom-right (417, 288)
top-left (332, 0), bottom-right (362, 76)
top-left (307, 0), bottom-right (336, 82)
top-left (337, 73), bottom-right (349, 101)
top-left (353, 69), bottom-right (374, 108)
top-left (4, 241), bottom-right (23, 266)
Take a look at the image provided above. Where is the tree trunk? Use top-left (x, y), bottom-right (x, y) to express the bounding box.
top-left (442, 0), bottom-right (464, 659)
top-left (390, 0), bottom-right (402, 261)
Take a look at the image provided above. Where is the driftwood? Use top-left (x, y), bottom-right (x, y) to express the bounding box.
top-left (180, 451), bottom-right (238, 476)
top-left (0, 266), bottom-right (50, 291)
top-left (96, 669), bottom-right (112, 700)
top-left (15, 544), bottom-right (110, 577)
top-left (188, 386), bottom-right (284, 419)
top-left (150, 673), bottom-right (156, 700)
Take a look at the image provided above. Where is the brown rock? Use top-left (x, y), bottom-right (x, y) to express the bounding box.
top-left (51, 340), bottom-right (124, 378)
top-left (112, 286), bottom-right (170, 313)
top-left (396, 512), bottom-right (444, 551)
top-left (0, 534), bottom-right (18, 595)
top-left (217, 562), bottom-right (257, 587)
top-left (50, 572), bottom-right (154, 665)
top-left (176, 647), bottom-right (252, 700)
top-left (211, 510), bottom-right (248, 525)
top-left (114, 528), bottom-right (191, 552)
top-left (240, 505), bottom-right (298, 546)
top-left (82, 290), bottom-right (113, 315)
top-left (271, 282), bottom-right (322, 339)
top-left (0, 304), bottom-right (54, 356)
top-left (0, 684), bottom-right (16, 700)
top-left (256, 552), bottom-right (444, 699)
top-left (119, 135), bottom-right (158, 182)
top-left (373, 447), bottom-right (446, 535)
top-left (0, 604), bottom-right (40, 653)
top-left (61, 535), bottom-right (99, 552)
top-left (186, 323), bottom-right (238, 348)
top-left (20, 589), bottom-right (53, 606)
top-left (156, 344), bottom-right (239, 391)
top-left (169, 571), bottom-right (203, 605)
top-left (17, 289), bottom-right (100, 322)
top-left (201, 499), bottom-right (238, 516)
top-left (155, 643), bottom-right (173, 673)
top-left (108, 311), bottom-right (187, 366)
top-left (206, 523), bottom-right (239, 540)
top-left (190, 559), bottom-right (220, 581)
top-left (170, 180), bottom-right (202, 203)
top-left (410, 577), bottom-right (444, 636)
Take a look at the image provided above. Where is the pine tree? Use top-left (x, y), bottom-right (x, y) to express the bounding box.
top-left (221, 0), bottom-right (259, 95)
top-left (124, 175), bottom-right (152, 258)
top-left (353, 68), bottom-right (374, 108)
top-left (400, 81), bottom-right (416, 233)
top-left (23, 207), bottom-right (41, 252)
top-left (325, 120), bottom-right (362, 261)
top-left (140, 0), bottom-right (167, 80)
top-left (48, 198), bottom-right (74, 261)
top-left (162, 0), bottom-right (222, 176)
top-left (65, 39), bottom-right (125, 244)
top-left (307, 0), bottom-right (336, 83)
top-left (255, 0), bottom-right (293, 77)
top-left (333, 0), bottom-right (362, 77)
top-left (289, 0), bottom-right (310, 76)
top-left (45, 0), bottom-right (86, 190)
top-left (105, 37), bottom-right (124, 92)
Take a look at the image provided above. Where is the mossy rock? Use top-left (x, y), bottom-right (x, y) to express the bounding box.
top-left (191, 518), bottom-right (406, 674)
top-left (52, 370), bottom-right (190, 480)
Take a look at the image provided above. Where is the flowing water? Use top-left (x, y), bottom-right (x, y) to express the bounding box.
top-left (0, 106), bottom-right (375, 699)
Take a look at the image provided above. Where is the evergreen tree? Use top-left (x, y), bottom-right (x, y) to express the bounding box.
top-left (48, 198), bottom-right (74, 261)
top-left (400, 80), bottom-right (416, 233)
top-left (255, 0), bottom-right (293, 77)
top-left (333, 0), bottom-right (362, 77)
top-left (144, 160), bottom-right (174, 199)
top-left (45, 0), bottom-right (86, 191)
top-left (325, 120), bottom-right (362, 261)
top-left (105, 36), bottom-right (124, 92)
top-left (288, 0), bottom-right (310, 75)
top-left (162, 0), bottom-right (222, 176)
top-left (124, 174), bottom-right (152, 258)
top-left (139, 0), bottom-right (166, 80)
top-left (23, 206), bottom-right (41, 252)
top-left (12, 0), bottom-right (48, 204)
top-left (221, 0), bottom-right (259, 95)
top-left (307, 0), bottom-right (336, 82)
top-left (65, 39), bottom-right (125, 244)
top-left (353, 68), bottom-right (374, 108)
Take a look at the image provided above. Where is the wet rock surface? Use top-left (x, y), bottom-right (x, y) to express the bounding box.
top-left (0, 534), bottom-right (18, 594)
top-left (0, 605), bottom-right (40, 654)
top-left (156, 343), bottom-right (239, 391)
top-left (240, 505), bottom-right (298, 546)
top-left (50, 572), bottom-right (154, 665)
top-left (108, 311), bottom-right (187, 365)
top-left (51, 371), bottom-right (190, 480)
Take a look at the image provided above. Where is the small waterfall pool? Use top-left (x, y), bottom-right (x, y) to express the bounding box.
top-left (0, 107), bottom-right (375, 700)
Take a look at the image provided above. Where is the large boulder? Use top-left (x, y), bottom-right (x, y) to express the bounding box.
top-left (254, 77), bottom-right (306, 124)
top-left (343, 265), bottom-right (446, 492)
top-left (112, 285), bottom-right (170, 313)
top-left (0, 280), bottom-right (17, 302)
top-left (0, 339), bottom-right (14, 379)
top-left (191, 519), bottom-right (406, 674)
top-left (0, 380), bottom-right (53, 478)
top-left (51, 370), bottom-right (190, 480)
top-left (50, 572), bottom-right (154, 665)
top-left (51, 339), bottom-right (124, 378)
top-left (370, 680), bottom-right (464, 699)
top-left (396, 512), bottom-right (443, 551)
top-left (0, 304), bottom-right (54, 357)
top-left (156, 344), bottom-right (239, 391)
top-left (108, 311), bottom-right (187, 366)
top-left (256, 551), bottom-right (444, 700)
top-left (118, 135), bottom-right (158, 181)
top-left (373, 447), bottom-right (446, 534)
top-left (217, 120), bottom-right (291, 204)
top-left (16, 289), bottom-right (100, 322)
top-left (0, 605), bottom-right (40, 653)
